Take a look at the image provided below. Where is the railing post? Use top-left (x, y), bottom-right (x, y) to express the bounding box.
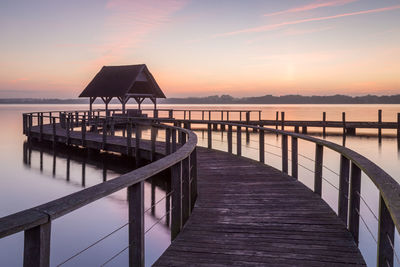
top-left (165, 128), bottom-right (171, 155)
top-left (81, 116), bottom-right (86, 146)
top-left (201, 111), bottom-right (204, 121)
top-left (397, 113), bottom-right (400, 143)
top-left (207, 123), bottom-right (212, 149)
top-left (342, 112), bottom-right (346, 135)
top-left (102, 119), bottom-right (107, 150)
top-left (190, 148), bottom-right (198, 212)
top-left (378, 109), bottom-right (382, 140)
top-left (23, 114), bottom-right (27, 135)
top-left (338, 155), bottom-right (350, 224)
top-left (28, 115), bottom-right (32, 140)
top-left (322, 112), bottom-right (326, 137)
top-left (135, 124), bottom-right (141, 164)
top-left (52, 118), bottom-right (56, 147)
top-left (237, 126), bottom-right (242, 156)
top-left (110, 117), bottom-right (115, 136)
top-left (275, 111), bottom-right (279, 130)
top-left (281, 135), bottom-right (288, 174)
top-left (180, 130), bottom-right (186, 146)
top-left (259, 129), bottom-right (264, 163)
top-left (182, 157), bottom-right (190, 224)
top-left (39, 113), bottom-right (43, 142)
top-left (228, 125), bottom-right (232, 154)
top-left (291, 135), bottom-right (298, 179)
top-left (23, 222), bottom-right (51, 267)
top-left (151, 126), bottom-right (156, 161)
top-left (314, 144), bottom-right (323, 196)
top-left (348, 162), bottom-right (361, 244)
top-left (128, 182), bottom-right (144, 267)
top-left (66, 117), bottom-right (70, 145)
top-left (172, 128), bottom-right (177, 153)
top-left (126, 120), bottom-right (132, 156)
top-left (281, 111), bottom-right (285, 131)
top-left (377, 195), bottom-right (395, 267)
top-left (171, 162), bottom-right (182, 240)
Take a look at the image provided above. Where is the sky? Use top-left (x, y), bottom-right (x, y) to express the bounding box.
top-left (0, 0), bottom-right (399, 98)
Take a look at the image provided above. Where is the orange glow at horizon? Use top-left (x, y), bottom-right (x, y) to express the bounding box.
top-left (0, 0), bottom-right (399, 98)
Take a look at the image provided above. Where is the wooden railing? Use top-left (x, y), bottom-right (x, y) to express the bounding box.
top-left (6, 109), bottom-right (400, 266)
top-left (2, 111), bottom-right (198, 267)
top-left (171, 118), bottom-right (400, 267)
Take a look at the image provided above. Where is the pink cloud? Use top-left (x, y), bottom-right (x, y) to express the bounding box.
top-left (219, 5), bottom-right (400, 36)
top-left (264, 0), bottom-right (358, 17)
top-left (86, 0), bottom-right (188, 68)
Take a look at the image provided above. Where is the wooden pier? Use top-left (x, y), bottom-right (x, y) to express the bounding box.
top-left (155, 148), bottom-right (365, 266)
top-left (1, 110), bottom-right (400, 267)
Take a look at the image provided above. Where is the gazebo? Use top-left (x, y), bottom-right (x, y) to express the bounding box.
top-left (79, 64), bottom-right (166, 115)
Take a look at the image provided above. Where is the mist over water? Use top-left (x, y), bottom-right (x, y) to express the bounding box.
top-left (0, 104), bottom-right (399, 266)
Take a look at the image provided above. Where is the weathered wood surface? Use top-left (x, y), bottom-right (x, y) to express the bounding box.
top-left (155, 148), bottom-right (365, 266)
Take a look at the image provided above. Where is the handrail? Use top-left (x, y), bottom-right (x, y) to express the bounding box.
top-left (2, 111), bottom-right (198, 267)
top-left (185, 118), bottom-right (399, 266)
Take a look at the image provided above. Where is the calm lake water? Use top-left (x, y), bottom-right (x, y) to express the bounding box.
top-left (0, 103), bottom-right (399, 266)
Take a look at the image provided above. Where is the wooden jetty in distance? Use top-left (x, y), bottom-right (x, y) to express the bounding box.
top-left (1, 108), bottom-right (399, 266)
top-left (141, 108), bottom-right (400, 138)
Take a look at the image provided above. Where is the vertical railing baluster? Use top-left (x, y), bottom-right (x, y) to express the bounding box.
top-left (291, 135), bottom-right (298, 179)
top-left (39, 113), bottom-right (43, 142)
top-left (81, 116), bottom-right (86, 146)
top-left (172, 128), bottom-right (177, 153)
top-left (135, 124), bottom-right (140, 164)
top-left (237, 126), bottom-right (241, 156)
top-left (338, 155), bottom-right (350, 224)
top-left (66, 117), bottom-right (70, 145)
top-left (180, 130), bottom-right (186, 145)
top-left (128, 182), bottom-right (144, 267)
top-left (165, 128), bottom-right (171, 155)
top-left (102, 119), bottom-right (107, 150)
top-left (281, 135), bottom-right (288, 174)
top-left (23, 222), bottom-right (51, 267)
top-left (126, 120), bottom-right (132, 156)
top-left (228, 125), bottom-right (232, 153)
top-left (348, 162), bottom-right (361, 244)
top-left (151, 126), bottom-right (156, 161)
top-left (182, 157), bottom-right (190, 224)
top-left (377, 195), bottom-right (395, 267)
top-left (52, 118), bottom-right (56, 147)
top-left (207, 123), bottom-right (212, 149)
top-left (314, 144), bottom-right (323, 196)
top-left (259, 129), bottom-right (264, 163)
top-left (190, 148), bottom-right (198, 212)
top-left (171, 161), bottom-right (182, 240)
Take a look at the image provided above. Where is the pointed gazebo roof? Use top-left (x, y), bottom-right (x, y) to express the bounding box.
top-left (79, 64), bottom-right (166, 113)
top-left (79, 64), bottom-right (165, 98)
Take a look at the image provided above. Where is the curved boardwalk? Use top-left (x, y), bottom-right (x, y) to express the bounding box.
top-left (28, 123), bottom-right (365, 266)
top-left (155, 147), bottom-right (365, 266)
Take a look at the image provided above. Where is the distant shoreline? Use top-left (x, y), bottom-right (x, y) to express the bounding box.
top-left (1, 94), bottom-right (400, 104)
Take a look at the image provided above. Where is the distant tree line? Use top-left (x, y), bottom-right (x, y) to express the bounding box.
top-left (160, 94), bottom-right (400, 104)
top-left (1, 94), bottom-right (400, 104)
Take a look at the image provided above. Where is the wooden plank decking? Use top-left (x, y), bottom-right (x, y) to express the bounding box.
top-left (155, 148), bottom-right (365, 266)
top-left (28, 124), bottom-right (365, 266)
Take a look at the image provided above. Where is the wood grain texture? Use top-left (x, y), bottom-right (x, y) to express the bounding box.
top-left (155, 147), bottom-right (365, 266)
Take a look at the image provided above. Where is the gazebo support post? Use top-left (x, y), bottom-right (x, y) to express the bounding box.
top-left (101, 97), bottom-right (113, 117)
top-left (118, 96), bottom-right (130, 114)
top-left (134, 97), bottom-right (145, 110)
top-left (150, 97), bottom-right (157, 110)
top-left (89, 97), bottom-right (97, 119)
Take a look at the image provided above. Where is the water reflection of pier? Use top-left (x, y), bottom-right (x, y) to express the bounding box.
top-left (22, 140), bottom-right (172, 227)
